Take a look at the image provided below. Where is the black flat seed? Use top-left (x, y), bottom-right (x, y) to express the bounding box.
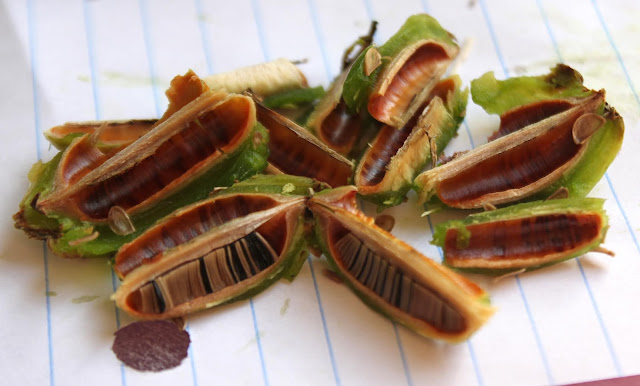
top-left (152, 280), bottom-right (166, 314)
top-left (199, 258), bottom-right (213, 294)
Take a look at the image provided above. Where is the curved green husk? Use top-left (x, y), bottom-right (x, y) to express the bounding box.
top-left (262, 86), bottom-right (325, 110)
top-left (470, 65), bottom-right (592, 114)
top-left (431, 197), bottom-right (608, 275)
top-left (361, 77), bottom-right (468, 208)
top-left (342, 14), bottom-right (456, 113)
top-left (16, 123), bottom-right (270, 258)
top-left (470, 65), bottom-right (624, 200)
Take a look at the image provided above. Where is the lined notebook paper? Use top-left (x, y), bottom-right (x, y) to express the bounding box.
top-left (1, 0), bottom-right (639, 385)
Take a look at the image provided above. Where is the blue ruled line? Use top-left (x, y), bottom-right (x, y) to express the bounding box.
top-left (81, 1), bottom-right (126, 385)
top-left (535, 0), bottom-right (623, 375)
top-left (250, 298), bottom-right (270, 386)
top-left (308, 257), bottom-right (341, 386)
top-left (477, 0), bottom-right (553, 384)
top-left (250, 0), bottom-right (270, 64)
top-left (306, 0), bottom-right (333, 82)
top-left (28, 1), bottom-right (54, 385)
top-left (392, 322), bottom-right (413, 386)
top-left (138, 0), bottom-right (162, 118)
top-left (194, 0), bottom-right (214, 75)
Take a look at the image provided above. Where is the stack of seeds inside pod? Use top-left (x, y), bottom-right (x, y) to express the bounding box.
top-left (13, 13), bottom-right (625, 351)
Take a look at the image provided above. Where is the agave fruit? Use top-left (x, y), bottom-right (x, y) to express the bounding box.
top-left (15, 90), bottom-right (270, 258)
top-left (112, 175), bottom-right (319, 319)
top-left (308, 186), bottom-right (494, 342)
top-left (415, 65), bottom-right (624, 209)
top-left (342, 14), bottom-right (459, 128)
top-left (354, 76), bottom-right (467, 207)
top-left (431, 197), bottom-right (611, 274)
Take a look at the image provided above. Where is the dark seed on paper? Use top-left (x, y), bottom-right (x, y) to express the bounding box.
top-left (112, 320), bottom-right (190, 372)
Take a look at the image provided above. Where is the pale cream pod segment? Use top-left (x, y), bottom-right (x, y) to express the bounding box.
top-left (203, 58), bottom-right (308, 96)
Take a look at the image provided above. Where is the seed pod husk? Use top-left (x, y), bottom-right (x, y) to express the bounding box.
top-left (17, 91), bottom-right (269, 258)
top-left (431, 198), bottom-right (610, 274)
top-left (308, 186), bottom-right (494, 342)
top-left (306, 68), bottom-right (379, 157)
top-left (112, 176), bottom-right (313, 319)
top-left (248, 92), bottom-right (354, 188)
top-left (355, 76), bottom-right (467, 207)
top-left (342, 14), bottom-right (459, 128)
top-left (414, 87), bottom-right (617, 209)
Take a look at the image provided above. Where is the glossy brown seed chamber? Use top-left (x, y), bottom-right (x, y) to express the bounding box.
top-left (356, 78), bottom-right (455, 189)
top-left (369, 41), bottom-right (455, 128)
top-left (114, 194), bottom-right (282, 277)
top-left (444, 213), bottom-right (602, 269)
top-left (37, 91), bottom-right (250, 221)
top-left (416, 92), bottom-right (605, 208)
top-left (489, 100), bottom-right (573, 141)
top-left (46, 119), bottom-right (157, 151)
top-left (250, 94), bottom-right (354, 188)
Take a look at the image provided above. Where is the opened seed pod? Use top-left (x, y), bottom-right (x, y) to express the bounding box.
top-left (414, 86), bottom-right (618, 209)
top-left (355, 76), bottom-right (467, 207)
top-left (342, 14), bottom-right (459, 128)
top-left (19, 91), bottom-right (269, 258)
top-left (308, 186), bottom-right (494, 342)
top-left (431, 197), bottom-right (611, 274)
top-left (113, 175), bottom-right (315, 319)
top-left (248, 92), bottom-right (354, 188)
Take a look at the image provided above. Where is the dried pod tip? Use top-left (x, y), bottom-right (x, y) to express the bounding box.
top-left (572, 113), bottom-right (605, 145)
top-left (364, 47), bottom-right (382, 76)
top-left (593, 246), bottom-right (615, 256)
top-left (492, 268), bottom-right (526, 284)
top-left (108, 206), bottom-right (136, 236)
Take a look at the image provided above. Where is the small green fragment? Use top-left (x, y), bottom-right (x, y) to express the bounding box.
top-left (72, 295), bottom-right (100, 304)
top-left (280, 298), bottom-right (290, 316)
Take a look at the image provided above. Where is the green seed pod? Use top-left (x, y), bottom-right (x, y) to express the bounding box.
top-left (415, 65), bottom-right (623, 208)
top-left (431, 197), bottom-right (611, 274)
top-left (355, 76), bottom-right (468, 207)
top-left (342, 14), bottom-right (459, 128)
top-left (308, 186), bottom-right (494, 342)
top-left (112, 175), bottom-right (314, 319)
top-left (15, 91), bottom-right (270, 258)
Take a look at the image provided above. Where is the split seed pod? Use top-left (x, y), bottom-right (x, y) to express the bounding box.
top-left (431, 198), bottom-right (611, 274)
top-left (249, 92), bottom-right (354, 188)
top-left (355, 76), bottom-right (467, 207)
top-left (19, 91), bottom-right (269, 258)
top-left (308, 186), bottom-right (494, 342)
top-left (414, 77), bottom-right (620, 208)
top-left (113, 175), bottom-right (317, 319)
top-left (343, 14), bottom-right (459, 128)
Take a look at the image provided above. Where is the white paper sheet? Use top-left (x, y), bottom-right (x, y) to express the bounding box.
top-left (1, 0), bottom-right (639, 385)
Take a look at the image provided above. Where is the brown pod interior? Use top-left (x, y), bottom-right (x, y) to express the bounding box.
top-left (325, 218), bottom-right (466, 334)
top-left (124, 211), bottom-right (290, 316)
top-left (358, 78), bottom-right (455, 188)
top-left (489, 100), bottom-right (573, 141)
top-left (255, 103), bottom-right (352, 188)
top-left (437, 109), bottom-right (584, 206)
top-left (444, 213), bottom-right (602, 267)
top-left (59, 136), bottom-right (115, 186)
top-left (67, 97), bottom-right (252, 220)
top-left (318, 99), bottom-right (363, 155)
top-left (368, 43), bottom-right (450, 125)
top-left (114, 194), bottom-right (281, 277)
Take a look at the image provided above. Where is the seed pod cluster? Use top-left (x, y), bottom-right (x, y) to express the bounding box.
top-left (13, 14), bottom-right (625, 349)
